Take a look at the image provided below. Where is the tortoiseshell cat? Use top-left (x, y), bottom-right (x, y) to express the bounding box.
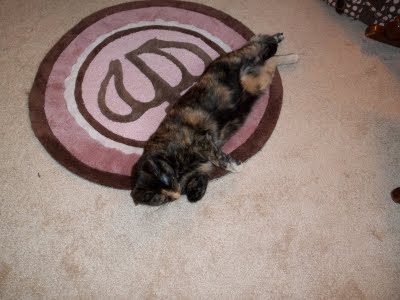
top-left (131, 33), bottom-right (298, 206)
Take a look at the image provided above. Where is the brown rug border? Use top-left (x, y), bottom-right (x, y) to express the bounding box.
top-left (29, 0), bottom-right (283, 190)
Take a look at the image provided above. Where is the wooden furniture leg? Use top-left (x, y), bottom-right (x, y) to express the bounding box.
top-left (335, 0), bottom-right (345, 14)
top-left (391, 187), bottom-right (400, 204)
top-left (365, 16), bottom-right (400, 48)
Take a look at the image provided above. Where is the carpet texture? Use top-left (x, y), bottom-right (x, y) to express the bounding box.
top-left (1, 0), bottom-right (400, 299)
top-left (28, 0), bottom-right (283, 188)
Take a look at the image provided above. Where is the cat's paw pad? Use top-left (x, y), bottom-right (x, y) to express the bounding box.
top-left (273, 33), bottom-right (284, 43)
top-left (226, 160), bottom-right (243, 173)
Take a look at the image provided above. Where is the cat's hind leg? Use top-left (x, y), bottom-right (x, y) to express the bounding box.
top-left (240, 53), bottom-right (299, 95)
top-left (250, 33), bottom-right (284, 61)
top-left (251, 32), bottom-right (284, 44)
top-left (272, 54), bottom-right (299, 65)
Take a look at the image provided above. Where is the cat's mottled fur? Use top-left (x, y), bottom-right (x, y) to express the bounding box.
top-left (131, 33), bottom-right (298, 206)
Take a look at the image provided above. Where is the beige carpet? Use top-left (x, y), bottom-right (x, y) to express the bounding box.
top-left (1, 0), bottom-right (399, 298)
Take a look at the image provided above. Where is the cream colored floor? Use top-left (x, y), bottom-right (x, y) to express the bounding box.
top-left (1, 0), bottom-right (399, 298)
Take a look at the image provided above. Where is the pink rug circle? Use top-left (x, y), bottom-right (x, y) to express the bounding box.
top-left (29, 0), bottom-right (283, 189)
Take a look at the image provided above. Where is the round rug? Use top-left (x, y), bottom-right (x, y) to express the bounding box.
top-left (29, 0), bottom-right (283, 189)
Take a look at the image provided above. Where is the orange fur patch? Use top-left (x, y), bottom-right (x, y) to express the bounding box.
top-left (161, 189), bottom-right (181, 200)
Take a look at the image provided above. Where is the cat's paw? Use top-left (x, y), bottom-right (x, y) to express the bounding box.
top-left (273, 33), bottom-right (284, 43)
top-left (186, 174), bottom-right (208, 202)
top-left (226, 160), bottom-right (243, 173)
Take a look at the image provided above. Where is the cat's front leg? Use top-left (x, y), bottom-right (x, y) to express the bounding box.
top-left (205, 133), bottom-right (243, 172)
top-left (210, 152), bottom-right (243, 173)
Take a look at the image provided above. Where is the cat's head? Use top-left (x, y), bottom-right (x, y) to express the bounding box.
top-left (131, 146), bottom-right (212, 206)
top-left (131, 152), bottom-right (181, 206)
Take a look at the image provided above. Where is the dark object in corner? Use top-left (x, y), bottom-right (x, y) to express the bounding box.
top-left (365, 16), bottom-right (400, 48)
top-left (335, 0), bottom-right (345, 15)
top-left (391, 187), bottom-right (400, 204)
top-left (325, 0), bottom-right (400, 47)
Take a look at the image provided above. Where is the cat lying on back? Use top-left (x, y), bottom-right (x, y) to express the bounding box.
top-left (131, 33), bottom-right (298, 206)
